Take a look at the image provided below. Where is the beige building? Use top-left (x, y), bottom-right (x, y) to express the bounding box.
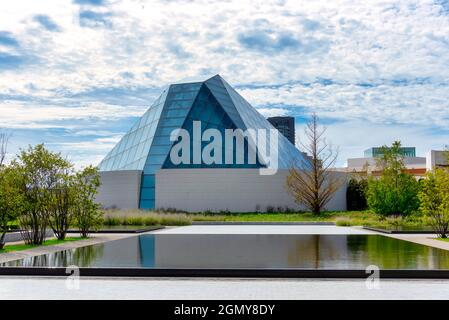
top-left (343, 149), bottom-right (448, 178)
top-left (426, 150), bottom-right (449, 170)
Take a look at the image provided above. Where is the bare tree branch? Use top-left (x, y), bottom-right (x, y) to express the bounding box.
top-left (286, 113), bottom-right (345, 214)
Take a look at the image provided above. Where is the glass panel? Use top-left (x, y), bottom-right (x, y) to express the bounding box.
top-left (140, 200), bottom-right (155, 209)
top-left (140, 187), bottom-right (155, 200)
top-left (146, 155), bottom-right (167, 165)
top-left (143, 164), bottom-right (161, 174)
top-left (142, 174), bottom-right (155, 188)
top-left (150, 145), bottom-right (171, 155)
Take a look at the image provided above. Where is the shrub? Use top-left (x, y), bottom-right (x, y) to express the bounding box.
top-left (366, 141), bottom-right (420, 216)
top-left (0, 166), bottom-right (25, 249)
top-left (73, 166), bottom-right (103, 238)
top-left (266, 206), bottom-right (275, 213)
top-left (419, 169), bottom-right (449, 238)
top-left (346, 178), bottom-right (368, 211)
top-left (367, 174), bottom-right (420, 215)
top-left (14, 144), bottom-right (73, 244)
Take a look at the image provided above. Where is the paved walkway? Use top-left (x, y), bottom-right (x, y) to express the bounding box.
top-left (385, 233), bottom-right (449, 251)
top-left (0, 234), bottom-right (136, 264)
top-left (1, 277), bottom-right (449, 299)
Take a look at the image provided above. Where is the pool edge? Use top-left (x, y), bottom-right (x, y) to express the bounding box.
top-left (1, 267), bottom-right (449, 279)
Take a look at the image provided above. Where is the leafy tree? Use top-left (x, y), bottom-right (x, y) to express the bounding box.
top-left (346, 177), bottom-right (368, 211)
top-left (49, 168), bottom-right (76, 240)
top-left (0, 166), bottom-right (25, 249)
top-left (73, 166), bottom-right (102, 238)
top-left (13, 144), bottom-right (72, 245)
top-left (367, 141), bottom-right (420, 215)
top-left (419, 168), bottom-right (449, 238)
top-left (286, 113), bottom-right (344, 214)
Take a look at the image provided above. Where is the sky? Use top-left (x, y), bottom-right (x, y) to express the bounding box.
top-left (0, 0), bottom-right (448, 167)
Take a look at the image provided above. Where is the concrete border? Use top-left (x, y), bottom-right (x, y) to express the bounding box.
top-left (363, 226), bottom-right (436, 234)
top-left (1, 267), bottom-right (449, 279)
top-left (192, 221), bottom-right (335, 225)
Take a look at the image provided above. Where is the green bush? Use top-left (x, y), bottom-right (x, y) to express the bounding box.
top-left (366, 141), bottom-right (420, 216)
top-left (418, 168), bottom-right (449, 238)
top-left (367, 174), bottom-right (420, 215)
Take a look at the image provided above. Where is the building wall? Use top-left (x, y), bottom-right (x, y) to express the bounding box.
top-left (156, 169), bottom-right (347, 212)
top-left (426, 150), bottom-right (449, 170)
top-left (96, 170), bottom-right (142, 209)
top-left (347, 156), bottom-right (426, 170)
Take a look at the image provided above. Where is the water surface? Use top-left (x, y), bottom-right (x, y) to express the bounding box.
top-left (2, 234), bottom-right (449, 270)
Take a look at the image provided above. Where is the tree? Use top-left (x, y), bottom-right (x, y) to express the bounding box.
top-left (49, 168), bottom-right (76, 240)
top-left (367, 141), bottom-right (420, 215)
top-left (0, 166), bottom-right (25, 249)
top-left (419, 168), bottom-right (449, 238)
top-left (73, 166), bottom-right (102, 238)
top-left (14, 144), bottom-right (72, 245)
top-left (286, 113), bottom-right (344, 214)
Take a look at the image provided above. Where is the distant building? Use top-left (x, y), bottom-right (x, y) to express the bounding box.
top-left (426, 150), bottom-right (449, 170)
top-left (344, 146), bottom-right (426, 178)
top-left (364, 146), bottom-right (416, 158)
top-left (267, 116), bottom-right (295, 145)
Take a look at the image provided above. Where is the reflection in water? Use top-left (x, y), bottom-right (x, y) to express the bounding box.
top-left (2, 234), bottom-right (449, 270)
top-left (5, 244), bottom-right (104, 267)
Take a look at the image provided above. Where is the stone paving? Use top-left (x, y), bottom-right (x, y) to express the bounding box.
top-left (1, 277), bottom-right (449, 300)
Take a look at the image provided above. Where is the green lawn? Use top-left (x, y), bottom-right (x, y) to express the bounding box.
top-left (436, 238), bottom-right (449, 242)
top-left (0, 237), bottom-right (84, 254)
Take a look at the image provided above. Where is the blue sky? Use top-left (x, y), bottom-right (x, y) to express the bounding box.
top-left (0, 0), bottom-right (448, 167)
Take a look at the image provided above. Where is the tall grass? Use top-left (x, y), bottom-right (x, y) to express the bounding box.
top-left (103, 209), bottom-right (192, 226)
top-left (103, 209), bottom-right (429, 228)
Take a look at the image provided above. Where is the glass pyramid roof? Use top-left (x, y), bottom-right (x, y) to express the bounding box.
top-left (98, 75), bottom-right (307, 172)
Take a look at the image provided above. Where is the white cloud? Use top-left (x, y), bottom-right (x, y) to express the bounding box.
top-left (0, 100), bottom-right (146, 129)
top-left (0, 0), bottom-right (448, 165)
top-left (256, 107), bottom-right (290, 117)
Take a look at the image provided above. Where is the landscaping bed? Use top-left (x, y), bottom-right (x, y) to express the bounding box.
top-left (103, 209), bottom-right (429, 230)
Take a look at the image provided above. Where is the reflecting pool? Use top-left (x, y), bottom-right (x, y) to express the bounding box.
top-left (2, 234), bottom-right (449, 270)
